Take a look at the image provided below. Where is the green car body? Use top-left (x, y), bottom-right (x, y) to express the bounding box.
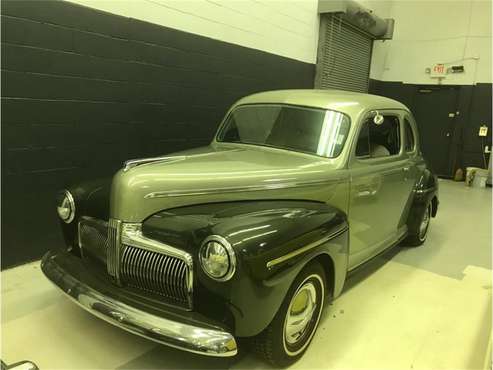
top-left (42, 89), bottom-right (438, 362)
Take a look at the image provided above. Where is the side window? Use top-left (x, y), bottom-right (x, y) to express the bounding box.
top-left (355, 123), bottom-right (370, 158)
top-left (356, 115), bottom-right (401, 159)
top-left (404, 118), bottom-right (415, 152)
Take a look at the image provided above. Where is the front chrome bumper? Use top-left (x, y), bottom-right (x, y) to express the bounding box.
top-left (40, 251), bottom-right (237, 357)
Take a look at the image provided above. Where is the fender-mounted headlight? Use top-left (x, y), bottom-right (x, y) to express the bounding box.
top-left (199, 235), bottom-right (236, 281)
top-left (56, 190), bottom-right (75, 223)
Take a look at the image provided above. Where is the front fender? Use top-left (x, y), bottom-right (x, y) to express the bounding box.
top-left (142, 200), bottom-right (348, 337)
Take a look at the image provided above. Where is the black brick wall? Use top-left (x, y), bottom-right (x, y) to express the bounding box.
top-left (1, 0), bottom-right (315, 269)
top-left (461, 83), bottom-right (492, 168)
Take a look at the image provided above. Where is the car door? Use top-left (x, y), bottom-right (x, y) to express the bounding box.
top-left (347, 110), bottom-right (411, 270)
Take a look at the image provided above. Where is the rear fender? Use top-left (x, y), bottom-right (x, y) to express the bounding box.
top-left (407, 168), bottom-right (439, 231)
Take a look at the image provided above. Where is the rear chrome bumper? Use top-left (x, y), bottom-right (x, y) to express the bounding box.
top-left (40, 251), bottom-right (237, 357)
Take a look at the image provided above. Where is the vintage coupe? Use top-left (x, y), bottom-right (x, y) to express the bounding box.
top-left (42, 90), bottom-right (438, 366)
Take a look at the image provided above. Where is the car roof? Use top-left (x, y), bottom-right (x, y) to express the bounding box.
top-left (232, 89), bottom-right (410, 117)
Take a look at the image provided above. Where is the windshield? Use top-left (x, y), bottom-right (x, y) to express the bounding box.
top-left (216, 104), bottom-right (350, 158)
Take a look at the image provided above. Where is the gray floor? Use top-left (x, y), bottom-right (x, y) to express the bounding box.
top-left (391, 179), bottom-right (492, 277)
top-left (2, 179), bottom-right (492, 369)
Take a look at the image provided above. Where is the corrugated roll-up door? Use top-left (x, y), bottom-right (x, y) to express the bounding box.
top-left (315, 14), bottom-right (374, 92)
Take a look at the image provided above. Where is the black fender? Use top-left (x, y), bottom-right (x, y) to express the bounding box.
top-left (59, 178), bottom-right (112, 253)
top-left (407, 168), bottom-right (439, 233)
top-left (142, 200), bottom-right (349, 337)
top-left (69, 177), bottom-right (112, 220)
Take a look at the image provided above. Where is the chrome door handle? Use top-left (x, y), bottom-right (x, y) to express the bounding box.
top-left (357, 190), bottom-right (371, 197)
top-left (403, 167), bottom-right (410, 172)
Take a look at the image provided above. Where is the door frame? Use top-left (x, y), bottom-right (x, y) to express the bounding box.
top-left (409, 85), bottom-right (461, 178)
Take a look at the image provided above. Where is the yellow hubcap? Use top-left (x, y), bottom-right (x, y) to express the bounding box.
top-left (284, 282), bottom-right (317, 345)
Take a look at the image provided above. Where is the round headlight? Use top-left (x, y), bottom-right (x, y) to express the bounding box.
top-left (56, 190), bottom-right (75, 223)
top-left (199, 235), bottom-right (236, 281)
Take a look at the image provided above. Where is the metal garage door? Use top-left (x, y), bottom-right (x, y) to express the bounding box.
top-left (315, 14), bottom-right (374, 92)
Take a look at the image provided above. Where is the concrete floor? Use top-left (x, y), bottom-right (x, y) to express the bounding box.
top-left (2, 180), bottom-right (492, 369)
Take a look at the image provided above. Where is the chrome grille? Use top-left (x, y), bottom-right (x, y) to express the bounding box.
top-left (78, 218), bottom-right (108, 262)
top-left (79, 217), bottom-right (193, 308)
top-left (120, 244), bottom-right (192, 308)
top-left (107, 218), bottom-right (121, 278)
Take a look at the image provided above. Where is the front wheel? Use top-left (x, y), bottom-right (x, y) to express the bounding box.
top-left (252, 261), bottom-right (326, 367)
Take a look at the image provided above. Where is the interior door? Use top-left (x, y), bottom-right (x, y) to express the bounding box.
top-left (412, 87), bottom-right (459, 177)
top-left (347, 112), bottom-right (409, 270)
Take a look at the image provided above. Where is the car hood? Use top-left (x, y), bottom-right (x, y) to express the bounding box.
top-left (110, 143), bottom-right (347, 222)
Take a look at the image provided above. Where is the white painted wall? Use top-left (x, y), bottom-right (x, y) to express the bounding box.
top-left (67, 0), bottom-right (491, 85)
top-left (356, 0), bottom-right (394, 80)
top-left (372, 0), bottom-right (492, 84)
top-left (66, 0), bottom-right (320, 64)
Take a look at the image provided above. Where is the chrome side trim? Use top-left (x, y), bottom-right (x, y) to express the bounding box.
top-left (144, 178), bottom-right (343, 199)
top-left (266, 226), bottom-right (348, 269)
top-left (41, 251), bottom-right (237, 357)
top-left (123, 156), bottom-right (186, 172)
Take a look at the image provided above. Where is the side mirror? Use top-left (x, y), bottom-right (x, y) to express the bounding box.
top-left (368, 110), bottom-right (384, 125)
top-left (373, 112), bottom-right (384, 125)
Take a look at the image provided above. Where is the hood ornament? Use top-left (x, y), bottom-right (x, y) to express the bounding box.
top-left (123, 156), bottom-right (186, 172)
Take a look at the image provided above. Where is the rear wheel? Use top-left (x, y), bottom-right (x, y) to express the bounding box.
top-left (253, 262), bottom-right (326, 367)
top-left (406, 202), bottom-right (432, 246)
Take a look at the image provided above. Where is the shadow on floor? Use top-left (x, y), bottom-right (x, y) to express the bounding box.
top-left (117, 339), bottom-right (252, 370)
top-left (341, 244), bottom-right (402, 294)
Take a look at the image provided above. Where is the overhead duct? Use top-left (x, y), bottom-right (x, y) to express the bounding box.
top-left (318, 0), bottom-right (394, 40)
